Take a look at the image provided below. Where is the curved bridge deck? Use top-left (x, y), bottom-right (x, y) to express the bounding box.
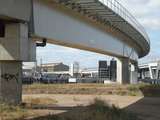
top-left (54, 0), bottom-right (150, 57)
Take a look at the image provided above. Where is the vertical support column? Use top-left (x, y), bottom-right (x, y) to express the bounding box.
top-left (116, 57), bottom-right (130, 84)
top-left (149, 64), bottom-right (153, 79)
top-left (0, 22), bottom-right (35, 104)
top-left (130, 62), bottom-right (138, 84)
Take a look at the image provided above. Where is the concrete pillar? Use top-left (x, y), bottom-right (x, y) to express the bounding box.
top-left (0, 61), bottom-right (22, 104)
top-left (0, 22), bottom-right (36, 104)
top-left (116, 58), bottom-right (130, 84)
top-left (130, 62), bottom-right (138, 84)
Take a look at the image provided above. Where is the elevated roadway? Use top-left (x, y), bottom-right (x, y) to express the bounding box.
top-left (0, 0), bottom-right (150, 104)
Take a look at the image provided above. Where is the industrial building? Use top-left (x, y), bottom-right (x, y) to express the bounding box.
top-left (41, 62), bottom-right (69, 72)
top-left (139, 61), bottom-right (160, 80)
top-left (22, 59), bottom-right (139, 84)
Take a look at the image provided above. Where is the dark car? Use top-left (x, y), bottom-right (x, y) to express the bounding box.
top-left (22, 76), bottom-right (34, 84)
top-left (40, 74), bottom-right (70, 84)
top-left (40, 74), bottom-right (58, 84)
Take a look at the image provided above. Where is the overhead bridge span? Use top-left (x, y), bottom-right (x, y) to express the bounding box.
top-left (0, 0), bottom-right (150, 104)
top-left (32, 0), bottom-right (150, 60)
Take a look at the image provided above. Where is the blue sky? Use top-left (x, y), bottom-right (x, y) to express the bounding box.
top-left (37, 0), bottom-right (160, 68)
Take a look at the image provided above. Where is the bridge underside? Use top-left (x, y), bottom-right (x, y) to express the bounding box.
top-left (53, 0), bottom-right (149, 57)
top-left (0, 0), bottom-right (149, 104)
top-left (32, 0), bottom-right (139, 61)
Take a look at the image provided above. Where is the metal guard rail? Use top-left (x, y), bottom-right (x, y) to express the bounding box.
top-left (99, 0), bottom-right (150, 45)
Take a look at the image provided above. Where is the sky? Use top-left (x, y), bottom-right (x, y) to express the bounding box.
top-left (37, 0), bottom-right (160, 68)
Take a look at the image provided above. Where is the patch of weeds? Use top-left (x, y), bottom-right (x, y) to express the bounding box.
top-left (0, 102), bottom-right (28, 120)
top-left (23, 97), bottom-right (58, 108)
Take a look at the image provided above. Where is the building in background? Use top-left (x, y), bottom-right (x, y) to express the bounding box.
top-left (41, 62), bottom-right (69, 72)
top-left (70, 61), bottom-right (80, 77)
top-left (22, 62), bottom-right (37, 84)
top-left (139, 61), bottom-right (160, 80)
top-left (98, 61), bottom-right (108, 78)
top-left (110, 58), bottom-right (117, 81)
top-left (22, 59), bottom-right (139, 84)
top-left (23, 62), bottom-right (36, 76)
top-left (80, 67), bottom-right (98, 78)
top-left (98, 59), bottom-right (117, 83)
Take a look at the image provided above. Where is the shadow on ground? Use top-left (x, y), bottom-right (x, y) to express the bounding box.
top-left (124, 85), bottom-right (160, 120)
top-left (23, 86), bottom-right (160, 120)
top-left (24, 105), bottom-right (138, 120)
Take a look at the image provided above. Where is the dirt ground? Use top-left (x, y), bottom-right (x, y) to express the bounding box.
top-left (23, 94), bottom-right (160, 120)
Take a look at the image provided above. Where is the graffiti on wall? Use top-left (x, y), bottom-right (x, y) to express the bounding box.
top-left (1, 73), bottom-right (19, 83)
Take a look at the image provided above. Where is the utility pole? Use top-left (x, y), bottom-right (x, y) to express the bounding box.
top-left (40, 58), bottom-right (43, 76)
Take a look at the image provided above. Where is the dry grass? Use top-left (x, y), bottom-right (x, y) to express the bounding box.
top-left (1, 83), bottom-right (159, 120)
top-left (0, 96), bottom-right (140, 120)
top-left (23, 83), bottom-right (145, 96)
top-left (24, 83), bottom-right (160, 97)
top-left (0, 103), bottom-right (28, 120)
top-left (73, 96), bottom-right (80, 102)
top-left (23, 96), bottom-right (58, 106)
top-left (0, 97), bottom-right (58, 120)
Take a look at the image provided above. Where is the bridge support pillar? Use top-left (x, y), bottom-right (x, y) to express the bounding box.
top-left (0, 61), bottom-right (22, 104)
top-left (116, 58), bottom-right (138, 84)
top-left (116, 58), bottom-right (130, 84)
top-left (130, 62), bottom-right (138, 84)
top-left (0, 22), bottom-right (36, 104)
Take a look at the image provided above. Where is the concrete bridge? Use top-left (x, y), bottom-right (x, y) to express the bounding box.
top-left (0, 0), bottom-right (150, 104)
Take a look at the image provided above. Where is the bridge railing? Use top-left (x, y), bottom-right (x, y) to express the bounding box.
top-left (99, 0), bottom-right (150, 45)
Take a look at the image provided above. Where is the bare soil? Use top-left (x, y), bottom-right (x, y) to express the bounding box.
top-left (23, 94), bottom-right (160, 120)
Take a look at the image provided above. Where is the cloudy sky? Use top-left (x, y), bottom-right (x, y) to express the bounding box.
top-left (37, 0), bottom-right (160, 68)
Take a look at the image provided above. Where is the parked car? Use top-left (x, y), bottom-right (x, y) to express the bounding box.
top-left (40, 74), bottom-right (58, 84)
top-left (22, 76), bottom-right (34, 84)
top-left (40, 74), bottom-right (68, 83)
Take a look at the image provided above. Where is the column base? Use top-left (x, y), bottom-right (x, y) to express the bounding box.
top-left (0, 61), bottom-right (22, 104)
